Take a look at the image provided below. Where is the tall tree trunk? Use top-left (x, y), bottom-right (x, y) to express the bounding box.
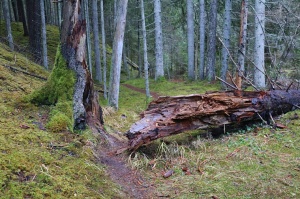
top-left (221, 0), bottom-right (232, 88)
top-left (100, 0), bottom-right (107, 99)
top-left (137, 0), bottom-right (141, 78)
top-left (199, 0), bottom-right (205, 80)
top-left (11, 0), bottom-right (19, 22)
top-left (60, 0), bottom-right (102, 129)
top-left (9, 0), bottom-right (15, 22)
top-left (236, 0), bottom-right (248, 89)
top-left (40, 0), bottom-right (48, 69)
top-left (154, 0), bottom-right (164, 80)
top-left (254, 0), bottom-right (266, 88)
top-left (17, 0), bottom-right (28, 36)
top-left (140, 0), bottom-right (150, 99)
top-left (92, 0), bottom-right (102, 82)
top-left (83, 0), bottom-right (92, 74)
top-left (26, 0), bottom-right (42, 63)
top-left (57, 1), bottom-right (62, 30)
top-left (187, 0), bottom-right (194, 80)
top-left (108, 0), bottom-right (128, 109)
top-left (206, 0), bottom-right (218, 82)
top-left (2, 0), bottom-right (14, 50)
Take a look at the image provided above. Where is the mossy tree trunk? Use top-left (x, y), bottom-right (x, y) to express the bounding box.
top-left (60, 0), bottom-right (102, 129)
top-left (31, 0), bottom-right (103, 131)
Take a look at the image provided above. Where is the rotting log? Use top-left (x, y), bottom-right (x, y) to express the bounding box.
top-left (126, 90), bottom-right (300, 150)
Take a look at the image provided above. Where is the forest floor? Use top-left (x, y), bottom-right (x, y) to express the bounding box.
top-left (123, 84), bottom-right (161, 99)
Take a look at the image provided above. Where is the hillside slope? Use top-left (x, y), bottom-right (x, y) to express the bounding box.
top-left (0, 43), bottom-right (124, 198)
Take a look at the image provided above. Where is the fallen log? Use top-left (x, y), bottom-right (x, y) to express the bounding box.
top-left (126, 90), bottom-right (300, 150)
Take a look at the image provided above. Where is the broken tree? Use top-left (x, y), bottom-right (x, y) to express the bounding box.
top-left (126, 90), bottom-right (300, 150)
top-left (30, 0), bottom-right (102, 130)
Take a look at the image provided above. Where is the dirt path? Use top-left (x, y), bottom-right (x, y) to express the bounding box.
top-left (90, 124), bottom-right (155, 199)
top-left (90, 83), bottom-right (162, 198)
top-left (123, 84), bottom-right (161, 99)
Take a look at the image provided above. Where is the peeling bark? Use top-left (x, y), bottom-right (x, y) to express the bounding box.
top-left (126, 90), bottom-right (300, 150)
top-left (61, 0), bottom-right (102, 129)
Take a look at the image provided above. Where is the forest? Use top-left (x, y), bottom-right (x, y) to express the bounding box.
top-left (0, 0), bottom-right (300, 198)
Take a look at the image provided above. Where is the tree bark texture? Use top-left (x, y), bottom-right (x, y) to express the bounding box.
top-left (26, 0), bottom-right (41, 62)
top-left (140, 0), bottom-right (150, 98)
top-left (221, 0), bottom-right (232, 88)
top-left (108, 0), bottom-right (128, 109)
top-left (83, 0), bottom-right (92, 74)
top-left (100, 0), bottom-right (108, 99)
top-left (16, 0), bottom-right (28, 36)
top-left (154, 0), bottom-right (164, 80)
top-left (92, 0), bottom-right (102, 82)
top-left (187, 0), bottom-right (194, 80)
top-left (40, 0), bottom-right (48, 69)
top-left (254, 0), bottom-right (266, 88)
top-left (60, 0), bottom-right (102, 129)
top-left (206, 0), bottom-right (217, 82)
top-left (236, 0), bottom-right (248, 89)
top-left (198, 0), bottom-right (205, 80)
top-left (2, 0), bottom-right (14, 50)
top-left (126, 90), bottom-right (300, 150)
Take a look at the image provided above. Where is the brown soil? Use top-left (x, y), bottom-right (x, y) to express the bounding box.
top-left (122, 84), bottom-right (161, 99)
top-left (90, 84), bottom-right (164, 198)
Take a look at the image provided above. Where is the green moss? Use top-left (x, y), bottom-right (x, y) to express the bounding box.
top-left (29, 46), bottom-right (75, 132)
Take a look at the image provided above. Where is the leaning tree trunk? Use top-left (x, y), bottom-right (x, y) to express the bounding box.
top-left (126, 90), bottom-right (300, 150)
top-left (60, 0), bottom-right (102, 129)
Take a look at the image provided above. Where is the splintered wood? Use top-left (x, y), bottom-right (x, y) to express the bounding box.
top-left (126, 90), bottom-right (300, 150)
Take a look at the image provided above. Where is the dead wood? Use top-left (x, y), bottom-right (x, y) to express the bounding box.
top-left (126, 90), bottom-right (300, 150)
top-left (4, 65), bottom-right (47, 81)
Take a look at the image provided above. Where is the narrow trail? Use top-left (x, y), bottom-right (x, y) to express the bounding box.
top-left (122, 84), bottom-right (161, 99)
top-left (90, 83), bottom-right (163, 198)
top-left (89, 121), bottom-right (155, 198)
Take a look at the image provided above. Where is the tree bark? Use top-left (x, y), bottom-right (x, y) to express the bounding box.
top-left (108, 0), bottom-right (128, 109)
top-left (100, 0), bottom-right (108, 99)
top-left (126, 89), bottom-right (300, 150)
top-left (40, 0), bottom-right (48, 69)
top-left (92, 0), bottom-right (102, 82)
top-left (60, 0), bottom-right (102, 129)
top-left (254, 0), bottom-right (266, 89)
top-left (140, 0), bottom-right (150, 99)
top-left (187, 0), bottom-right (194, 80)
top-left (2, 0), bottom-right (14, 50)
top-left (26, 0), bottom-right (41, 63)
top-left (198, 0), bottom-right (205, 80)
top-left (83, 0), bottom-right (92, 74)
top-left (221, 0), bottom-right (232, 88)
top-left (236, 0), bottom-right (248, 89)
top-left (206, 0), bottom-right (217, 82)
top-left (154, 0), bottom-right (164, 80)
top-left (17, 0), bottom-right (28, 36)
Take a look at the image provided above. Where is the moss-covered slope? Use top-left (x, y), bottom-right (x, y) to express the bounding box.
top-left (0, 42), bottom-right (123, 198)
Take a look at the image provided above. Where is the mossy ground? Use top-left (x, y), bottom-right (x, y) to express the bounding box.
top-left (0, 24), bottom-right (123, 197)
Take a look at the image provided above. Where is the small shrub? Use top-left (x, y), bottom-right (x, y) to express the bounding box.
top-left (46, 112), bottom-right (71, 132)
